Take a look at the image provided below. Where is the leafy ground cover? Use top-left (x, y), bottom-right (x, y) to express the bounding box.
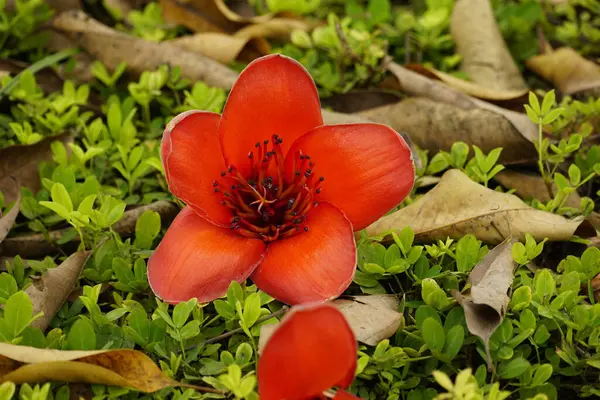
top-left (1, 0), bottom-right (600, 399)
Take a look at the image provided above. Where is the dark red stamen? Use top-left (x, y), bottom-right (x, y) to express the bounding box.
top-left (213, 135), bottom-right (322, 243)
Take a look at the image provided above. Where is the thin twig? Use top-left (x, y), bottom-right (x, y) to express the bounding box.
top-left (184, 306), bottom-right (289, 352)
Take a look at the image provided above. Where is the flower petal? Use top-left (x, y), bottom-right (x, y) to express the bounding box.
top-left (284, 124), bottom-right (415, 231)
top-left (219, 54), bottom-right (323, 176)
top-left (148, 207), bottom-right (266, 303)
top-left (257, 303), bottom-right (357, 400)
top-left (162, 111), bottom-right (232, 227)
top-left (251, 202), bottom-right (356, 305)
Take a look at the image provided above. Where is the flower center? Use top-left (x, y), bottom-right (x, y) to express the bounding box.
top-left (213, 135), bottom-right (323, 242)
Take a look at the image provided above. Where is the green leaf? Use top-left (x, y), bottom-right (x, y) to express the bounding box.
top-left (568, 164), bottom-right (581, 186)
top-left (67, 319), bottom-right (97, 350)
top-left (540, 90), bottom-right (555, 115)
top-left (134, 210), bottom-right (161, 249)
top-left (455, 235), bottom-right (481, 273)
top-left (528, 92), bottom-right (541, 115)
top-left (0, 274), bottom-right (18, 303)
top-left (498, 357), bottom-right (530, 379)
top-left (509, 286), bottom-right (532, 311)
top-left (50, 183), bottom-right (73, 212)
top-left (4, 291), bottom-right (33, 337)
top-left (442, 325), bottom-right (464, 360)
top-left (422, 317), bottom-right (445, 352)
top-left (242, 293), bottom-right (261, 328)
top-left (534, 269), bottom-right (556, 301)
top-left (173, 302), bottom-right (191, 329)
top-left (180, 320), bottom-right (200, 340)
top-left (532, 364), bottom-right (553, 386)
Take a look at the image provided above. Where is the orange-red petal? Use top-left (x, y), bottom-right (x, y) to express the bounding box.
top-left (334, 390), bottom-right (363, 400)
top-left (219, 54), bottom-right (323, 176)
top-left (258, 303), bottom-right (357, 400)
top-left (284, 124), bottom-right (415, 231)
top-left (148, 207), bottom-right (266, 303)
top-left (162, 111), bottom-right (232, 227)
top-left (251, 202), bottom-right (356, 305)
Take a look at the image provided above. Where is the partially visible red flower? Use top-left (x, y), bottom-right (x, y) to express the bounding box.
top-left (148, 54), bottom-right (414, 305)
top-left (258, 303), bottom-right (361, 400)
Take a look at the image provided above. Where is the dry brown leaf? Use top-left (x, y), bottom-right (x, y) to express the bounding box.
top-left (45, 0), bottom-right (81, 12)
top-left (169, 33), bottom-right (254, 64)
top-left (0, 179), bottom-right (20, 244)
top-left (366, 169), bottom-right (594, 244)
top-left (321, 90), bottom-right (401, 114)
top-left (404, 64), bottom-right (528, 103)
top-left (359, 98), bottom-right (536, 165)
top-left (333, 295), bottom-right (402, 346)
top-left (385, 62), bottom-right (537, 145)
top-left (0, 343), bottom-right (199, 392)
top-left (452, 237), bottom-right (516, 369)
top-left (0, 201), bottom-right (179, 258)
top-left (25, 251), bottom-right (91, 331)
top-left (526, 47), bottom-right (600, 97)
top-left (233, 18), bottom-right (313, 40)
top-left (258, 295), bottom-right (402, 353)
top-left (52, 10), bottom-right (238, 89)
top-left (450, 0), bottom-right (526, 91)
top-left (0, 134), bottom-right (72, 205)
top-left (494, 170), bottom-right (581, 207)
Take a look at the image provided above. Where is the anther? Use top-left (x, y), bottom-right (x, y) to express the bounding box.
top-left (319, 176), bottom-right (325, 181)
top-left (221, 171), bottom-right (226, 177)
top-left (304, 226), bottom-right (309, 232)
top-left (316, 188), bottom-right (321, 194)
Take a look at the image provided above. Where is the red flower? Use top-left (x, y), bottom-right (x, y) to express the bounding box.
top-left (257, 303), bottom-right (361, 400)
top-left (148, 54), bottom-right (414, 305)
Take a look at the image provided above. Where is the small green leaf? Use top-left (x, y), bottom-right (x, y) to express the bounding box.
top-left (50, 183), bottom-right (73, 212)
top-left (498, 357), bottom-right (530, 379)
top-left (4, 291), bottom-right (33, 337)
top-left (242, 293), bottom-right (261, 328)
top-left (528, 92), bottom-right (541, 115)
top-left (422, 317), bottom-right (445, 352)
top-left (531, 364), bottom-right (553, 386)
top-left (67, 319), bottom-right (97, 350)
top-left (540, 90), bottom-right (555, 115)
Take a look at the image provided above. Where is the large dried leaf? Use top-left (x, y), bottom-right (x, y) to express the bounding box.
top-left (366, 169), bottom-right (594, 244)
top-left (450, 0), bottom-right (526, 91)
top-left (404, 64), bottom-right (527, 103)
top-left (52, 10), bottom-right (238, 89)
top-left (233, 18), bottom-right (313, 40)
top-left (359, 98), bottom-right (536, 165)
top-left (494, 170), bottom-right (581, 207)
top-left (526, 47), bottom-right (600, 97)
top-left (25, 251), bottom-right (91, 331)
top-left (385, 62), bottom-right (537, 145)
top-left (0, 179), bottom-right (20, 245)
top-left (0, 344), bottom-right (179, 392)
top-left (0, 134), bottom-right (72, 204)
top-left (1, 201), bottom-right (179, 258)
top-left (169, 33), bottom-right (256, 64)
top-left (452, 237), bottom-right (516, 369)
top-left (258, 295), bottom-right (402, 352)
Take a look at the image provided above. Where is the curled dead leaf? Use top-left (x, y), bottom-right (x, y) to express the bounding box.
top-left (452, 237), bottom-right (517, 369)
top-left (52, 10), bottom-right (238, 89)
top-left (366, 169), bottom-right (595, 244)
top-left (385, 62), bottom-right (537, 145)
top-left (0, 343), bottom-right (216, 393)
top-left (404, 64), bottom-right (528, 103)
top-left (526, 47), bottom-right (600, 97)
top-left (0, 134), bottom-right (72, 205)
top-left (0, 201), bottom-right (179, 258)
top-left (169, 33), bottom-right (263, 64)
top-left (450, 0), bottom-right (527, 91)
top-left (258, 295), bottom-right (402, 353)
top-left (0, 178), bottom-right (20, 245)
top-left (25, 251), bottom-right (91, 331)
top-left (359, 97), bottom-right (536, 165)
